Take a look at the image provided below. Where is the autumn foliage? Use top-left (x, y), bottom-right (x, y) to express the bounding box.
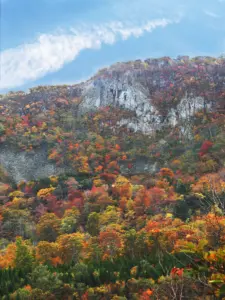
top-left (0, 55), bottom-right (225, 299)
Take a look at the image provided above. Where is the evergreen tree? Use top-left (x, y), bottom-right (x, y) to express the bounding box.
top-left (15, 237), bottom-right (34, 273)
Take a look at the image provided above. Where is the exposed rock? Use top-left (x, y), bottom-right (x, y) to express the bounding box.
top-left (0, 144), bottom-right (66, 183)
top-left (0, 56), bottom-right (224, 182)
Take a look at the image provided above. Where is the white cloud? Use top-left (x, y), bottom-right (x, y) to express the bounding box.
top-left (0, 18), bottom-right (177, 90)
top-left (204, 10), bottom-right (220, 18)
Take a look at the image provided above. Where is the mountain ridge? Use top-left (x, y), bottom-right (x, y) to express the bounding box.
top-left (0, 55), bottom-right (224, 182)
top-left (1, 55), bottom-right (224, 131)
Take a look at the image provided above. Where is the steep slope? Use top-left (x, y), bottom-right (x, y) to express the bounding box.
top-left (0, 55), bottom-right (224, 182)
top-left (1, 56), bottom-right (224, 129)
top-left (1, 57), bottom-right (225, 300)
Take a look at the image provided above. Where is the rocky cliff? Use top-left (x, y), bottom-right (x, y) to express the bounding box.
top-left (0, 56), bottom-right (224, 182)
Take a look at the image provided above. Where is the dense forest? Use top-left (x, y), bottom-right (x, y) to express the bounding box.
top-left (0, 56), bottom-right (225, 299)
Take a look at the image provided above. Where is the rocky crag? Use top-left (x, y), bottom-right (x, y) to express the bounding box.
top-left (0, 56), bottom-right (224, 182)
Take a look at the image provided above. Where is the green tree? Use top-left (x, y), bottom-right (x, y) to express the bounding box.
top-left (87, 212), bottom-right (100, 236)
top-left (14, 288), bottom-right (30, 300)
top-left (14, 237), bottom-right (34, 272)
top-left (60, 207), bottom-right (80, 234)
top-left (71, 263), bottom-right (89, 283)
top-left (0, 123), bottom-right (5, 136)
top-left (29, 265), bottom-right (62, 292)
top-left (2, 209), bottom-right (34, 240)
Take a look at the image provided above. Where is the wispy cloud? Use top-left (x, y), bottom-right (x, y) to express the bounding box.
top-left (204, 10), bottom-right (220, 18)
top-left (0, 19), bottom-right (177, 90)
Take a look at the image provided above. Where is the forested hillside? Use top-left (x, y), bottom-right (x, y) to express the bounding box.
top-left (0, 56), bottom-right (225, 299)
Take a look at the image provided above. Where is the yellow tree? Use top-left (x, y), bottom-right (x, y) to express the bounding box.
top-left (192, 173), bottom-right (225, 210)
top-left (112, 175), bottom-right (132, 199)
top-left (0, 243), bottom-right (16, 268)
top-left (37, 213), bottom-right (61, 242)
top-left (36, 241), bottom-right (61, 265)
top-left (192, 173), bottom-right (225, 195)
top-left (57, 232), bottom-right (85, 264)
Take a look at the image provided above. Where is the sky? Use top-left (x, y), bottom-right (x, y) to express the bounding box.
top-left (0, 0), bottom-right (225, 93)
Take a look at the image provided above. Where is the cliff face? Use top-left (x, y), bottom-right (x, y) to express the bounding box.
top-left (81, 76), bottom-right (209, 134)
top-left (2, 56), bottom-right (223, 124)
top-left (0, 56), bottom-right (224, 182)
top-left (0, 146), bottom-right (159, 183)
top-left (0, 144), bottom-right (66, 183)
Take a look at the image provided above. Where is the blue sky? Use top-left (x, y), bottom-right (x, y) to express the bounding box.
top-left (0, 0), bottom-right (225, 93)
